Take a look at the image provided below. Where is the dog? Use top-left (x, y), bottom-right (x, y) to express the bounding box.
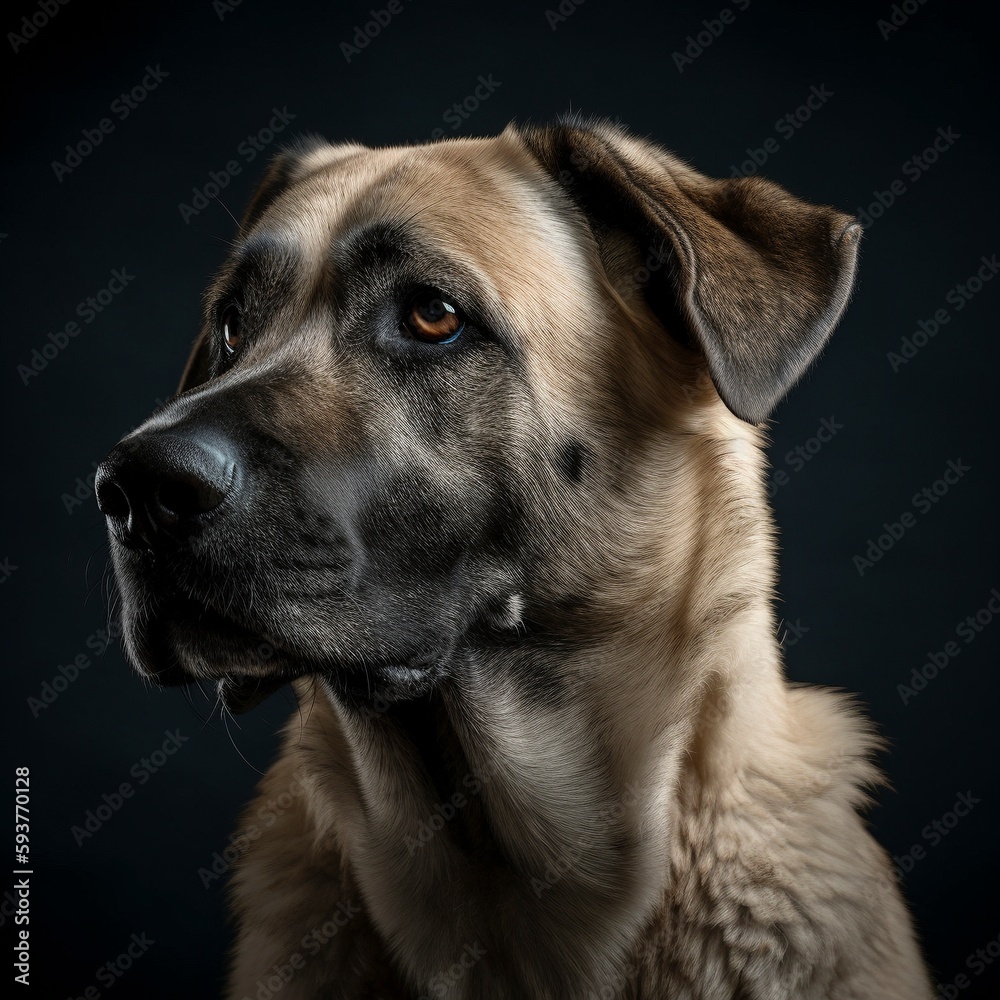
top-left (96, 117), bottom-right (932, 999)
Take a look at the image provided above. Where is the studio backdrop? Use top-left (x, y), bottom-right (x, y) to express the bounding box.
top-left (3, 1), bottom-right (997, 997)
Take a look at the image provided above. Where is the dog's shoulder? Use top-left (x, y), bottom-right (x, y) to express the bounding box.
top-left (630, 686), bottom-right (930, 999)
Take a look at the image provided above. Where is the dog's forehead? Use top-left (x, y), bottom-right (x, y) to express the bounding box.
top-left (282, 135), bottom-right (583, 274)
top-left (236, 134), bottom-right (609, 418)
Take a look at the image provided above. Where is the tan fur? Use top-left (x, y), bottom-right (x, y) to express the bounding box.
top-left (171, 123), bottom-right (931, 999)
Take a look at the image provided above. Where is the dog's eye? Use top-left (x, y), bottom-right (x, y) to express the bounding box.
top-left (221, 305), bottom-right (242, 355)
top-left (402, 292), bottom-right (465, 344)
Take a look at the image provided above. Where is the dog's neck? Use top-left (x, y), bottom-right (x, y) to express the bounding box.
top-left (286, 410), bottom-right (806, 997)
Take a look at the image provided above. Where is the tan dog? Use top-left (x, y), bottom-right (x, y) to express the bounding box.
top-left (96, 117), bottom-right (932, 998)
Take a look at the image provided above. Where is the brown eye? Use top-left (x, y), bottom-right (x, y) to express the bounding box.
top-left (403, 292), bottom-right (465, 344)
top-left (221, 305), bottom-right (242, 355)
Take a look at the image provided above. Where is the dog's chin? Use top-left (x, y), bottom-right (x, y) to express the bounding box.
top-left (123, 608), bottom-right (312, 714)
top-left (320, 658), bottom-right (448, 709)
top-left (122, 597), bottom-right (452, 715)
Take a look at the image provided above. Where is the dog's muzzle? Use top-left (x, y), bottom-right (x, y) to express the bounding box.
top-left (95, 423), bottom-right (307, 711)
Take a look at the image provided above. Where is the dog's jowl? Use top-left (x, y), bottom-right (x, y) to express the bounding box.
top-left (96, 118), bottom-right (933, 999)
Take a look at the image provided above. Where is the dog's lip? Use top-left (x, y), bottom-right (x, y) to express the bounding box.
top-left (133, 590), bottom-right (305, 690)
top-left (134, 591), bottom-right (449, 710)
top-left (217, 660), bottom-right (443, 714)
top-left (155, 590), bottom-right (290, 663)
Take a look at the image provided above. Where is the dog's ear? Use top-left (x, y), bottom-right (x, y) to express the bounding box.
top-left (238, 134), bottom-right (332, 234)
top-left (514, 118), bottom-right (861, 424)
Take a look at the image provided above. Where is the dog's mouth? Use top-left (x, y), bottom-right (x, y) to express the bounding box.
top-left (126, 589), bottom-right (450, 714)
top-left (212, 653), bottom-right (448, 715)
top-left (126, 593), bottom-right (307, 711)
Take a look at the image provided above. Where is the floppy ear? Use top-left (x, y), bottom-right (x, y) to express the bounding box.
top-left (238, 134), bottom-right (331, 233)
top-left (514, 118), bottom-right (861, 424)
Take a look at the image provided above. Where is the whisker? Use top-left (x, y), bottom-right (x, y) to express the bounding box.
top-left (222, 703), bottom-right (266, 776)
top-left (210, 196), bottom-right (241, 229)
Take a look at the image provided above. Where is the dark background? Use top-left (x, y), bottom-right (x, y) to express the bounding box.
top-left (3, 0), bottom-right (997, 996)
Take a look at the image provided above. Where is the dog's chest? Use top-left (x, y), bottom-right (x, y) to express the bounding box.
top-left (624, 802), bottom-right (847, 1000)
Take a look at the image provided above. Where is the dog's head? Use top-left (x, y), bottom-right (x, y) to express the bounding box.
top-left (96, 119), bottom-right (860, 713)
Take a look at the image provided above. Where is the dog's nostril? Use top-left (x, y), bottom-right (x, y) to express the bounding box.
top-left (155, 477), bottom-right (226, 522)
top-left (96, 477), bottom-right (131, 520)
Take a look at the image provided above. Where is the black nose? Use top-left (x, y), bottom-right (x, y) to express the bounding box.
top-left (95, 431), bottom-right (237, 549)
